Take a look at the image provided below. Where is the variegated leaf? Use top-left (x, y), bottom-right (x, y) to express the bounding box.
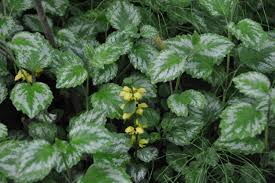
top-left (0, 16), bottom-right (23, 40)
top-left (5, 0), bottom-right (33, 14)
top-left (0, 123), bottom-right (7, 141)
top-left (149, 50), bottom-right (187, 84)
top-left (106, 0), bottom-right (141, 30)
top-left (167, 90), bottom-right (206, 117)
top-left (91, 63), bottom-right (118, 85)
top-left (42, 0), bottom-right (69, 16)
top-left (137, 147), bottom-right (158, 163)
top-left (69, 110), bottom-right (112, 154)
top-left (10, 32), bottom-right (53, 72)
top-left (90, 83), bottom-right (123, 119)
top-left (28, 122), bottom-right (57, 142)
top-left (129, 42), bottom-right (159, 75)
top-left (54, 139), bottom-right (82, 173)
top-left (123, 74), bottom-right (157, 98)
top-left (220, 102), bottom-right (267, 140)
top-left (0, 81), bottom-right (7, 104)
top-left (214, 137), bottom-right (265, 155)
top-left (228, 19), bottom-right (268, 50)
top-left (10, 82), bottom-right (53, 119)
top-left (15, 140), bottom-right (58, 182)
top-left (140, 25), bottom-right (158, 39)
top-left (233, 72), bottom-right (271, 99)
top-left (82, 163), bottom-right (132, 183)
top-left (56, 64), bottom-right (88, 88)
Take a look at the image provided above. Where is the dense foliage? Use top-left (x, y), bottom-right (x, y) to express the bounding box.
top-left (0, 0), bottom-right (275, 182)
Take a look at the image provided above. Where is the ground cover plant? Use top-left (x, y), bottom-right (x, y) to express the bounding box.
top-left (0, 0), bottom-right (275, 182)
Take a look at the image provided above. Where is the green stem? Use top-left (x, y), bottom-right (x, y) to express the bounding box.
top-left (169, 81), bottom-right (173, 94)
top-left (174, 75), bottom-right (181, 93)
top-left (61, 153), bottom-right (72, 183)
top-left (2, 0), bottom-right (6, 16)
top-left (223, 30), bottom-right (232, 102)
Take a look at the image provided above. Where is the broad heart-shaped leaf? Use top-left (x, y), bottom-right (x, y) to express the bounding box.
top-left (106, 0), bottom-right (141, 30)
top-left (137, 147), bottom-right (158, 163)
top-left (10, 82), bottom-right (53, 119)
top-left (228, 19), bottom-right (269, 50)
top-left (161, 115), bottom-right (204, 146)
top-left (69, 110), bottom-right (113, 154)
top-left (198, 0), bottom-right (238, 18)
top-left (219, 102), bottom-right (267, 141)
top-left (93, 152), bottom-right (130, 168)
top-left (238, 40), bottom-right (275, 74)
top-left (0, 16), bottom-right (23, 40)
top-left (10, 32), bottom-right (53, 72)
top-left (15, 140), bottom-right (57, 182)
top-left (165, 33), bottom-right (233, 80)
top-left (0, 123), bottom-right (7, 141)
top-left (123, 74), bottom-right (157, 98)
top-left (138, 108), bottom-right (160, 128)
top-left (28, 122), bottom-right (57, 142)
top-left (90, 83), bottom-right (123, 119)
top-left (149, 50), bottom-right (187, 84)
top-left (214, 137), bottom-right (265, 155)
top-left (167, 90), bottom-right (206, 117)
top-left (56, 64), bottom-right (88, 88)
top-left (128, 164), bottom-right (148, 183)
top-left (54, 139), bottom-right (82, 173)
top-left (140, 25), bottom-right (159, 39)
top-left (42, 0), bottom-right (69, 16)
top-left (82, 163), bottom-right (132, 183)
top-left (129, 42), bottom-right (159, 75)
top-left (233, 72), bottom-right (271, 99)
top-left (90, 63), bottom-right (118, 85)
top-left (0, 81), bottom-right (7, 104)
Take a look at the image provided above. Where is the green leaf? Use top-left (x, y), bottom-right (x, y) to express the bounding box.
top-left (0, 123), bottom-right (7, 141)
top-left (0, 140), bottom-right (27, 178)
top-left (93, 152), bottom-right (130, 167)
top-left (23, 14), bottom-right (53, 33)
top-left (129, 42), bottom-right (159, 75)
top-left (137, 147), bottom-right (158, 163)
top-left (140, 25), bottom-right (158, 39)
top-left (82, 163), bottom-right (132, 183)
top-left (161, 116), bottom-right (204, 146)
top-left (220, 102), bottom-right (267, 140)
top-left (54, 139), bottom-right (82, 173)
top-left (15, 140), bottom-right (58, 182)
top-left (69, 110), bottom-right (112, 154)
top-left (123, 74), bottom-right (157, 98)
top-left (10, 32), bottom-right (53, 72)
top-left (138, 108), bottom-right (160, 128)
top-left (10, 82), bottom-right (53, 119)
top-left (228, 19), bottom-right (268, 50)
top-left (56, 64), bottom-right (88, 88)
top-left (233, 72), bottom-right (271, 99)
top-left (149, 50), bottom-right (187, 83)
top-left (166, 144), bottom-right (188, 173)
top-left (0, 81), bottom-right (7, 104)
top-left (198, 0), bottom-right (238, 18)
top-left (91, 63), bottom-right (118, 85)
top-left (123, 101), bottom-right (136, 114)
top-left (238, 164), bottom-right (266, 183)
top-left (106, 0), bottom-right (141, 30)
top-left (0, 16), bottom-right (23, 40)
top-left (238, 41), bottom-right (275, 73)
top-left (89, 39), bottom-right (132, 69)
top-left (90, 83), bottom-right (123, 119)
top-left (167, 90), bottom-right (206, 117)
top-left (214, 137), bottom-right (265, 155)
top-left (184, 166), bottom-right (207, 183)
top-left (0, 56), bottom-right (9, 77)
top-left (129, 164), bottom-right (148, 183)
top-left (5, 0), bottom-right (33, 14)
top-left (42, 0), bottom-right (69, 16)
top-left (28, 122), bottom-right (57, 142)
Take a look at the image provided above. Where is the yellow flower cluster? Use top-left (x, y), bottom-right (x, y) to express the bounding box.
top-left (14, 69), bottom-right (43, 83)
top-left (120, 86), bottom-right (146, 101)
top-left (120, 86), bottom-right (149, 148)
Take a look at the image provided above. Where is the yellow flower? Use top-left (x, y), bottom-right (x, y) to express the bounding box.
top-left (122, 86), bottom-right (132, 93)
top-left (125, 126), bottom-right (135, 135)
top-left (136, 102), bottom-right (148, 115)
top-left (135, 119), bottom-right (147, 128)
top-left (139, 139), bottom-right (149, 148)
top-left (15, 69), bottom-right (32, 83)
top-left (120, 104), bottom-right (125, 110)
top-left (135, 127), bottom-right (144, 134)
top-left (35, 68), bottom-right (43, 77)
top-left (122, 113), bottom-right (132, 120)
top-left (120, 91), bottom-right (132, 101)
top-left (137, 88), bottom-right (146, 94)
top-left (133, 88), bottom-right (146, 101)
